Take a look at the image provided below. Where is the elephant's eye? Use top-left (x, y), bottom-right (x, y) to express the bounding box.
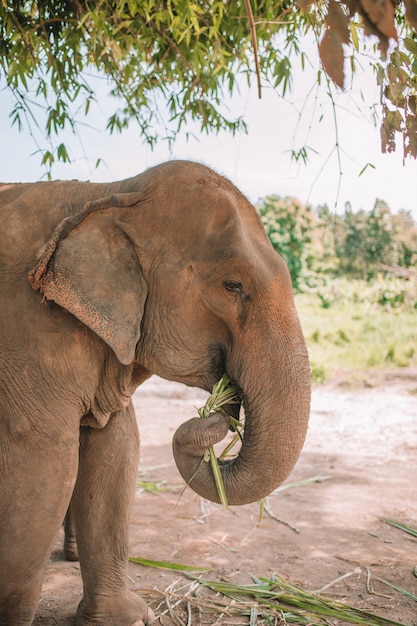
top-left (223, 280), bottom-right (242, 293)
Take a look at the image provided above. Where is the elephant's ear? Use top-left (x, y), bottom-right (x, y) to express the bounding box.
top-left (28, 193), bottom-right (147, 365)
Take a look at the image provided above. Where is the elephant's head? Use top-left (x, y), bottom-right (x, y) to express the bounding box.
top-left (29, 160), bottom-right (311, 506)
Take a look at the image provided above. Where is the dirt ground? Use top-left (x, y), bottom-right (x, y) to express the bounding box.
top-left (34, 369), bottom-right (417, 625)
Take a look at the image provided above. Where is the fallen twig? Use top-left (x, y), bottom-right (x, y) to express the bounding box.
top-left (314, 567), bottom-right (361, 594)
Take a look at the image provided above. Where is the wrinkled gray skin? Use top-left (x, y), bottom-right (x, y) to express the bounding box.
top-left (0, 161), bottom-right (311, 626)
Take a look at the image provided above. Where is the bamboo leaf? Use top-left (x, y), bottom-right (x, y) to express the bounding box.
top-left (208, 447), bottom-right (228, 509)
top-left (129, 557), bottom-right (211, 571)
top-left (197, 374), bottom-right (243, 508)
top-left (381, 517), bottom-right (417, 538)
top-left (378, 578), bottom-right (417, 602)
top-left (273, 475), bottom-right (331, 493)
top-left (190, 574), bottom-right (409, 625)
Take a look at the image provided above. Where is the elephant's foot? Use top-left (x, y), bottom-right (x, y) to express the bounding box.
top-left (76, 589), bottom-right (155, 626)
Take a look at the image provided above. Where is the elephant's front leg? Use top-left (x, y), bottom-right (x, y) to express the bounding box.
top-left (72, 402), bottom-right (155, 626)
top-left (0, 413), bottom-right (79, 625)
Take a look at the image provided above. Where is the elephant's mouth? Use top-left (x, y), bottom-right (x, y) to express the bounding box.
top-left (207, 345), bottom-right (244, 421)
top-left (223, 398), bottom-right (242, 421)
top-left (206, 344), bottom-right (227, 390)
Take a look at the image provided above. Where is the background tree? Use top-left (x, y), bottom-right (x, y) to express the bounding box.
top-left (325, 200), bottom-right (402, 278)
top-left (257, 195), bottom-right (314, 289)
top-left (329, 203), bottom-right (362, 276)
top-left (393, 208), bottom-right (417, 266)
top-left (257, 194), bottom-right (417, 288)
top-left (1, 0), bottom-right (416, 173)
top-left (364, 199), bottom-right (397, 272)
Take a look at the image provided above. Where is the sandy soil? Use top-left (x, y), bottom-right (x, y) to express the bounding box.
top-left (34, 370), bottom-right (417, 625)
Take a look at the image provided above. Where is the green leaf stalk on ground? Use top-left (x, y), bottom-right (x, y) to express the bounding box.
top-left (132, 568), bottom-right (410, 626)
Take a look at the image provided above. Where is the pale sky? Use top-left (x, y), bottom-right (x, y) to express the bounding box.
top-left (1, 42), bottom-right (416, 219)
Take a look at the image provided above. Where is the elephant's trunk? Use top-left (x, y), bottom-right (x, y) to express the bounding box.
top-left (172, 305), bottom-right (311, 506)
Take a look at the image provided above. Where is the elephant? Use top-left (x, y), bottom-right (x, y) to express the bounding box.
top-left (0, 160), bottom-right (311, 626)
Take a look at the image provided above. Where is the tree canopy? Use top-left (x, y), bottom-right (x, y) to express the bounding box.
top-left (1, 0), bottom-right (416, 169)
top-left (257, 193), bottom-right (417, 291)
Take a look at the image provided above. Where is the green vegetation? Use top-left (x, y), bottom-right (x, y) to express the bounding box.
top-left (1, 1), bottom-right (417, 171)
top-left (296, 290), bottom-right (417, 383)
top-left (258, 196), bottom-right (314, 292)
top-left (257, 197), bottom-right (417, 287)
top-left (196, 374), bottom-right (243, 509)
top-left (136, 475), bottom-right (170, 495)
top-left (129, 557), bottom-right (210, 572)
top-left (257, 196), bottom-right (417, 383)
top-left (135, 571), bottom-right (408, 626)
top-left (381, 517), bottom-right (417, 539)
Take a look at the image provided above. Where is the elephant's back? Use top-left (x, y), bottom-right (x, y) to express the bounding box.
top-left (0, 179), bottom-right (107, 271)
